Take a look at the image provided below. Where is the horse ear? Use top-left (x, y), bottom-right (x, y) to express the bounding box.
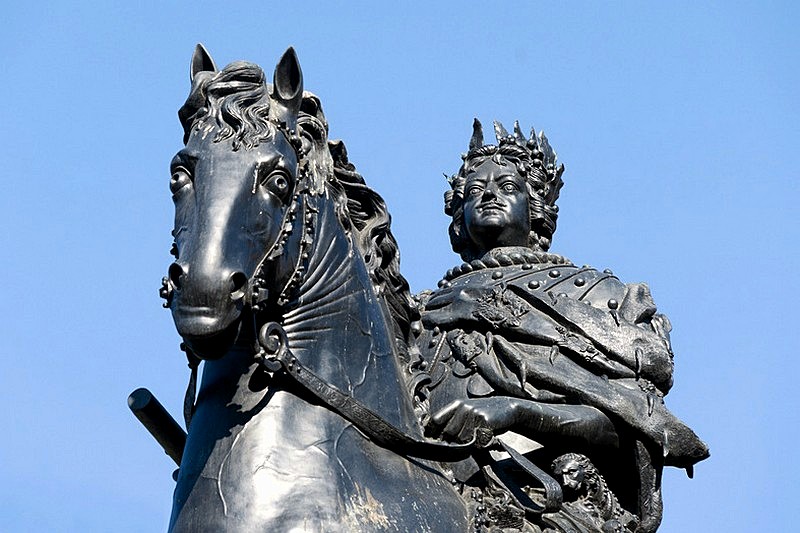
top-left (190, 43), bottom-right (217, 82)
top-left (271, 47), bottom-right (304, 130)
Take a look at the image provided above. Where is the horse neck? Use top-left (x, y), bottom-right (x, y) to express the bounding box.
top-left (280, 190), bottom-right (422, 437)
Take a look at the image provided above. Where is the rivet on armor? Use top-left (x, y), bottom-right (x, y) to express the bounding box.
top-left (557, 293), bottom-right (567, 299)
top-left (575, 277), bottom-right (586, 286)
top-left (603, 268), bottom-right (613, 275)
top-left (549, 270), bottom-right (560, 278)
top-left (528, 280), bottom-right (541, 289)
top-left (522, 263), bottom-right (533, 270)
top-left (492, 271), bottom-right (503, 279)
top-left (607, 299), bottom-right (619, 310)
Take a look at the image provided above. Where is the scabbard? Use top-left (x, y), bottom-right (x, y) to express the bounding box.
top-left (128, 387), bottom-right (186, 466)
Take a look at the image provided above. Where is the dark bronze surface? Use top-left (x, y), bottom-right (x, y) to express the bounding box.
top-left (128, 388), bottom-right (186, 466)
top-left (132, 45), bottom-right (708, 532)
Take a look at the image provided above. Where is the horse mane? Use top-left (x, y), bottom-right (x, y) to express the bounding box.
top-left (328, 140), bottom-right (418, 343)
top-left (179, 61), bottom-right (418, 342)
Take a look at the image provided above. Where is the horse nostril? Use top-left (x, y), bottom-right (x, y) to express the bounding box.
top-left (230, 271), bottom-right (248, 300)
top-left (168, 263), bottom-right (185, 290)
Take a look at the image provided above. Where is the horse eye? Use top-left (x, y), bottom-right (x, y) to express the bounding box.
top-left (264, 170), bottom-right (291, 199)
top-left (170, 166), bottom-right (192, 194)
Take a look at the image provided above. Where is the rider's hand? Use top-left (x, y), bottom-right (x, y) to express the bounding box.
top-left (425, 397), bottom-right (521, 444)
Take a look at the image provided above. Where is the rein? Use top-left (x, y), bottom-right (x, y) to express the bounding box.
top-left (255, 321), bottom-right (485, 461)
top-left (254, 320), bottom-right (563, 511)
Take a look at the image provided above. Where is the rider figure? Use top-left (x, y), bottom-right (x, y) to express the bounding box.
top-left (413, 119), bottom-right (708, 532)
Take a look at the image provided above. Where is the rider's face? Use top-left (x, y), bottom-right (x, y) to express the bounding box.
top-left (462, 158), bottom-right (530, 254)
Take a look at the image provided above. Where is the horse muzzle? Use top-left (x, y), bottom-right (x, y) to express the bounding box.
top-left (163, 261), bottom-right (250, 357)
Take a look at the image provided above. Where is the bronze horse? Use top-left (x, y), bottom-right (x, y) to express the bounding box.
top-left (159, 46), bottom-right (469, 531)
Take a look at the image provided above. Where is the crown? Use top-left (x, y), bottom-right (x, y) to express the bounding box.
top-left (467, 118), bottom-right (564, 206)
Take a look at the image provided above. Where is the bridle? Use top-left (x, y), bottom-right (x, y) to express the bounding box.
top-left (248, 126), bottom-right (316, 313)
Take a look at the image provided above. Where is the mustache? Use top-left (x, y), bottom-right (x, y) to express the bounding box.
top-left (477, 200), bottom-right (507, 209)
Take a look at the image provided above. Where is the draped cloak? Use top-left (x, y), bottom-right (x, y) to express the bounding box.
top-left (414, 249), bottom-right (709, 529)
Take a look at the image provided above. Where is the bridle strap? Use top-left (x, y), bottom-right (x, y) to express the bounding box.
top-left (495, 439), bottom-right (563, 513)
top-left (181, 344), bottom-right (201, 430)
top-left (256, 322), bottom-right (481, 462)
top-left (248, 172), bottom-right (307, 310)
top-left (247, 127), bottom-right (321, 310)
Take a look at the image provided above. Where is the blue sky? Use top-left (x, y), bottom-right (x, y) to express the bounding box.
top-left (1, 2), bottom-right (797, 531)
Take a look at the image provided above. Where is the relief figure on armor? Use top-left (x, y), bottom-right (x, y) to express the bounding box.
top-left (413, 119), bottom-right (709, 532)
top-left (551, 453), bottom-right (638, 532)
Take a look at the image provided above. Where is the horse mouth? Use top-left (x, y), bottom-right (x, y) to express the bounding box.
top-left (171, 304), bottom-right (244, 359)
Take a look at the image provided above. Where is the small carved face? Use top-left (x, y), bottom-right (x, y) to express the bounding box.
top-left (557, 459), bottom-right (585, 491)
top-left (462, 159), bottom-right (530, 254)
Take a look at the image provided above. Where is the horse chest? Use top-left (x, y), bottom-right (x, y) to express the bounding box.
top-left (169, 351), bottom-right (470, 532)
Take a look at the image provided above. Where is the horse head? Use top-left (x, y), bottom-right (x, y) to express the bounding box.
top-left (162, 45), bottom-right (326, 359)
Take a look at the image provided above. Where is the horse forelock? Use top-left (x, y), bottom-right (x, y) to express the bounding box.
top-left (181, 61), bottom-right (276, 151)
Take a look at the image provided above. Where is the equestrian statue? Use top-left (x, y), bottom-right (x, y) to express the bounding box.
top-left (129, 45), bottom-right (708, 532)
